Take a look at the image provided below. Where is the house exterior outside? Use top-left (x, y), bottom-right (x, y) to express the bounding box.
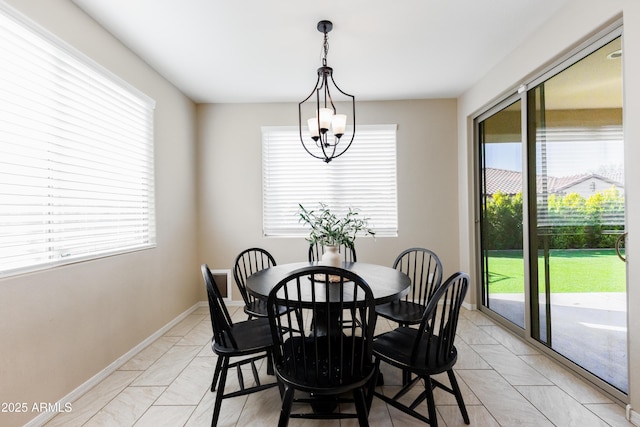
top-left (484, 167), bottom-right (624, 199)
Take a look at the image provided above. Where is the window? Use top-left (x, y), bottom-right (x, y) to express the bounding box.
top-left (262, 125), bottom-right (397, 237)
top-left (0, 3), bottom-right (156, 277)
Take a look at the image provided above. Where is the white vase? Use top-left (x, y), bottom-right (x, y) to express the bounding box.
top-left (321, 245), bottom-right (342, 267)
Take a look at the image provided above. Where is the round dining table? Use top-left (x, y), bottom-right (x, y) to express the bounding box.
top-left (245, 261), bottom-right (411, 304)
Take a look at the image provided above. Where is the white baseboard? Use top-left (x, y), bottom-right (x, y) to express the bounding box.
top-left (24, 301), bottom-right (207, 427)
top-left (462, 301), bottom-right (477, 310)
top-left (627, 405), bottom-right (640, 426)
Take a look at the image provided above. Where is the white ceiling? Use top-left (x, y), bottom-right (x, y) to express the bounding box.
top-left (71, 0), bottom-right (569, 104)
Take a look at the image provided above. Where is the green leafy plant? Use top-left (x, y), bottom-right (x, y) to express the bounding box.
top-left (298, 202), bottom-right (375, 247)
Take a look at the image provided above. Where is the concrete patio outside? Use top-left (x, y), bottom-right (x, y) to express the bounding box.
top-left (487, 292), bottom-right (628, 393)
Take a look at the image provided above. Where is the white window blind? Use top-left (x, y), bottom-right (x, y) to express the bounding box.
top-left (536, 125), bottom-right (624, 227)
top-left (262, 125), bottom-right (398, 237)
top-left (0, 4), bottom-right (156, 277)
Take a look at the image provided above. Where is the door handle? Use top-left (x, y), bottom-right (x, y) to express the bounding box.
top-left (615, 232), bottom-right (627, 262)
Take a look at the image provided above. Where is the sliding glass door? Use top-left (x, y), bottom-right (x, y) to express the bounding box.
top-left (528, 35), bottom-right (626, 392)
top-left (478, 99), bottom-right (525, 329)
top-left (477, 30), bottom-right (627, 394)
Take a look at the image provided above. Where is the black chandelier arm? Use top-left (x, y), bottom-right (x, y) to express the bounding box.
top-left (298, 100), bottom-right (327, 162)
top-left (299, 72), bottom-right (323, 105)
top-left (327, 71), bottom-right (354, 99)
top-left (319, 136), bottom-right (337, 162)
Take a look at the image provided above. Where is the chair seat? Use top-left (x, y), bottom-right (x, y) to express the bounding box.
top-left (277, 335), bottom-right (375, 394)
top-left (244, 299), bottom-right (292, 318)
top-left (375, 300), bottom-right (424, 325)
top-left (213, 317), bottom-right (273, 356)
top-left (373, 327), bottom-right (458, 375)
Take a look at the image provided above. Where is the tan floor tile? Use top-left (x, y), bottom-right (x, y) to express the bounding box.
top-left (44, 370), bottom-right (141, 427)
top-left (155, 355), bottom-right (214, 405)
top-left (584, 403), bottom-right (635, 426)
top-left (520, 354), bottom-right (613, 404)
top-left (235, 384), bottom-right (282, 426)
top-left (84, 386), bottom-right (164, 427)
top-left (132, 345), bottom-right (202, 386)
top-left (187, 386), bottom-right (248, 427)
top-left (176, 320), bottom-right (213, 346)
top-left (461, 307), bottom-right (498, 326)
top-left (517, 385), bottom-right (610, 426)
top-left (456, 318), bottom-right (500, 345)
top-left (432, 371), bottom-right (482, 405)
top-left (184, 390), bottom-right (217, 427)
top-left (455, 340), bottom-right (492, 370)
top-left (119, 336), bottom-right (180, 371)
top-left (197, 342), bottom-right (213, 357)
top-left (479, 324), bottom-right (540, 355)
top-left (457, 369), bottom-right (554, 426)
top-left (472, 344), bottom-right (553, 386)
top-left (133, 405), bottom-right (195, 426)
top-left (192, 306), bottom-right (210, 316)
top-left (164, 314), bottom-right (206, 337)
top-left (439, 404), bottom-right (500, 427)
top-left (378, 385), bottom-right (446, 425)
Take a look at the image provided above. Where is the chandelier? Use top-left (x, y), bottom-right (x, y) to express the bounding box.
top-left (298, 20), bottom-right (356, 163)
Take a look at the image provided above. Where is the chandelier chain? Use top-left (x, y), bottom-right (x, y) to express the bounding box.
top-left (322, 31), bottom-right (329, 67)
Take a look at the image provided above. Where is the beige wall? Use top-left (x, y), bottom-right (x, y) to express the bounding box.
top-left (458, 0), bottom-right (639, 411)
top-left (0, 1), bottom-right (199, 426)
top-left (196, 99), bottom-right (460, 301)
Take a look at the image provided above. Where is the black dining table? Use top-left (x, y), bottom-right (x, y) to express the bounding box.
top-left (245, 261), bottom-right (411, 305)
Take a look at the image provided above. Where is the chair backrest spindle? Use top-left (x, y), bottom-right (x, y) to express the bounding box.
top-left (203, 264), bottom-right (237, 348)
top-left (411, 272), bottom-right (469, 366)
top-left (267, 266), bottom-right (375, 389)
top-left (233, 247), bottom-right (277, 314)
top-left (393, 247), bottom-right (443, 305)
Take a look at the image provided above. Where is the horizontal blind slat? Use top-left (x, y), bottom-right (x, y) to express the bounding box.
top-left (262, 125), bottom-right (398, 237)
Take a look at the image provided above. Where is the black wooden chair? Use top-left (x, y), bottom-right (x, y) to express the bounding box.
top-left (202, 264), bottom-right (276, 426)
top-left (233, 247), bottom-right (278, 319)
top-left (308, 242), bottom-right (357, 263)
top-left (267, 266), bottom-right (377, 427)
top-left (372, 272), bottom-right (470, 426)
top-left (375, 247), bottom-right (443, 327)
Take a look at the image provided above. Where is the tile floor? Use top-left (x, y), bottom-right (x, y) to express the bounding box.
top-left (44, 305), bottom-right (633, 426)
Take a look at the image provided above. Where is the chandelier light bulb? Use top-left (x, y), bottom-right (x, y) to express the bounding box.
top-left (307, 118), bottom-right (320, 140)
top-left (331, 114), bottom-right (347, 138)
top-left (318, 108), bottom-right (333, 133)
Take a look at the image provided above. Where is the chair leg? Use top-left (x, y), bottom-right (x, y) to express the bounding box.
top-left (402, 369), bottom-right (412, 386)
top-left (367, 360), bottom-right (381, 411)
top-left (423, 376), bottom-right (438, 427)
top-left (447, 369), bottom-right (470, 424)
top-left (211, 356), bottom-right (224, 392)
top-left (278, 384), bottom-right (295, 427)
top-left (211, 356), bottom-right (229, 427)
top-left (266, 350), bottom-right (274, 375)
top-left (277, 377), bottom-right (286, 399)
top-left (353, 387), bottom-right (370, 427)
